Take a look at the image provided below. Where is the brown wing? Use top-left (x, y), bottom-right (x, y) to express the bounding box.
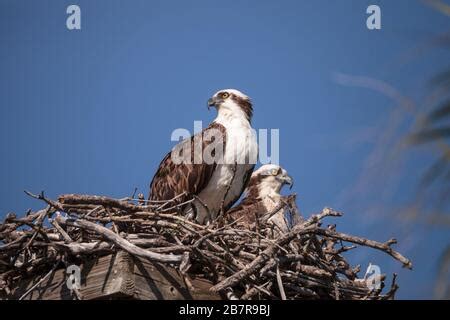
top-left (223, 164), bottom-right (255, 212)
top-left (226, 197), bottom-right (268, 226)
top-left (226, 174), bottom-right (264, 225)
top-left (148, 122), bottom-right (226, 207)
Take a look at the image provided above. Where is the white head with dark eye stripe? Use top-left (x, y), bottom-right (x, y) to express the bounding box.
top-left (246, 164), bottom-right (294, 200)
top-left (208, 89), bottom-right (253, 122)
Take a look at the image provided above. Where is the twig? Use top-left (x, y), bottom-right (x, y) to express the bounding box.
top-left (0, 192), bottom-right (411, 301)
top-left (55, 216), bottom-right (183, 263)
top-left (19, 260), bottom-right (60, 300)
top-left (276, 264), bottom-right (286, 300)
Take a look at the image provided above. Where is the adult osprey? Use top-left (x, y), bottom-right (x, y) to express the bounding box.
top-left (149, 89), bottom-right (258, 224)
top-left (227, 164), bottom-right (294, 233)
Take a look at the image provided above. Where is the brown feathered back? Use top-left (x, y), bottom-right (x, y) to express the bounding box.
top-left (148, 122), bottom-right (226, 209)
top-left (226, 174), bottom-right (265, 225)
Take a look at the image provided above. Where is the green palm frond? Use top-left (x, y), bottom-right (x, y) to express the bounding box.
top-left (409, 68), bottom-right (450, 187)
top-left (424, 0), bottom-right (450, 17)
top-left (410, 66), bottom-right (450, 145)
top-left (427, 100), bottom-right (450, 122)
top-left (410, 127), bottom-right (450, 143)
top-left (430, 70), bottom-right (450, 88)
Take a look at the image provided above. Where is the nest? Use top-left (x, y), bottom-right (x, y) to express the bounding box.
top-left (0, 191), bottom-right (412, 300)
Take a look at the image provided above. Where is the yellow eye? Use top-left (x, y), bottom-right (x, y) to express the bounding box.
top-left (271, 169), bottom-right (278, 175)
top-left (221, 92), bottom-right (229, 99)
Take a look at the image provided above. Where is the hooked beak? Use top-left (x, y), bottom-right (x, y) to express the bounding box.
top-left (282, 175), bottom-right (294, 189)
top-left (207, 97), bottom-right (217, 110)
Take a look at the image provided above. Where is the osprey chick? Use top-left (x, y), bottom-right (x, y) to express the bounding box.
top-left (149, 89), bottom-right (258, 224)
top-left (227, 164), bottom-right (294, 233)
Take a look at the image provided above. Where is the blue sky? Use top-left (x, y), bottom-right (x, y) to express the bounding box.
top-left (1, 0), bottom-right (449, 299)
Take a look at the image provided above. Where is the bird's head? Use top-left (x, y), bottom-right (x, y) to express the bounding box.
top-left (207, 89), bottom-right (253, 122)
top-left (247, 164), bottom-right (294, 199)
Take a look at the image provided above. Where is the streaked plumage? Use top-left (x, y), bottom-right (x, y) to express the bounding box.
top-left (149, 89), bottom-right (258, 224)
top-left (227, 164), bottom-right (294, 233)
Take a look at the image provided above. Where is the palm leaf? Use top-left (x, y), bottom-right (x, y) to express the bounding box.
top-left (427, 100), bottom-right (450, 122)
top-left (424, 0), bottom-right (450, 17)
top-left (410, 127), bottom-right (450, 144)
top-left (430, 70), bottom-right (450, 88)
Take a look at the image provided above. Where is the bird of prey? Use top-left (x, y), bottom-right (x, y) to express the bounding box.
top-left (149, 89), bottom-right (258, 224)
top-left (226, 164), bottom-right (294, 233)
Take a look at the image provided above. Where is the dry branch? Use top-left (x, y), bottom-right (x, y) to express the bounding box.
top-left (0, 192), bottom-right (411, 300)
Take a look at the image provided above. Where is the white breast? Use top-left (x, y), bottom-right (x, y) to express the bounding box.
top-left (263, 195), bottom-right (290, 234)
top-left (192, 117), bottom-right (258, 224)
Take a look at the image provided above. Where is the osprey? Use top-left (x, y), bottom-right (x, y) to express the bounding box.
top-left (227, 164), bottom-right (294, 233)
top-left (149, 89), bottom-right (258, 224)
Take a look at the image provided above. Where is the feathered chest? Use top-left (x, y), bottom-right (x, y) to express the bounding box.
top-left (220, 118), bottom-right (258, 165)
top-left (260, 195), bottom-right (282, 212)
top-left (194, 119), bottom-right (257, 223)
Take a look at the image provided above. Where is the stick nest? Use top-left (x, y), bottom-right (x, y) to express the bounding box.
top-left (0, 191), bottom-right (412, 300)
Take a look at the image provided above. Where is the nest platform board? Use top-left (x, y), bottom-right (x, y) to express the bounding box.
top-left (1, 251), bottom-right (220, 300)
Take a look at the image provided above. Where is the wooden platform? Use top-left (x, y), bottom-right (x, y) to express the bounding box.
top-left (1, 251), bottom-right (221, 300)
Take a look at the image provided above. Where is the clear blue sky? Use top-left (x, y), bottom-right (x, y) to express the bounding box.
top-left (1, 0), bottom-right (449, 299)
